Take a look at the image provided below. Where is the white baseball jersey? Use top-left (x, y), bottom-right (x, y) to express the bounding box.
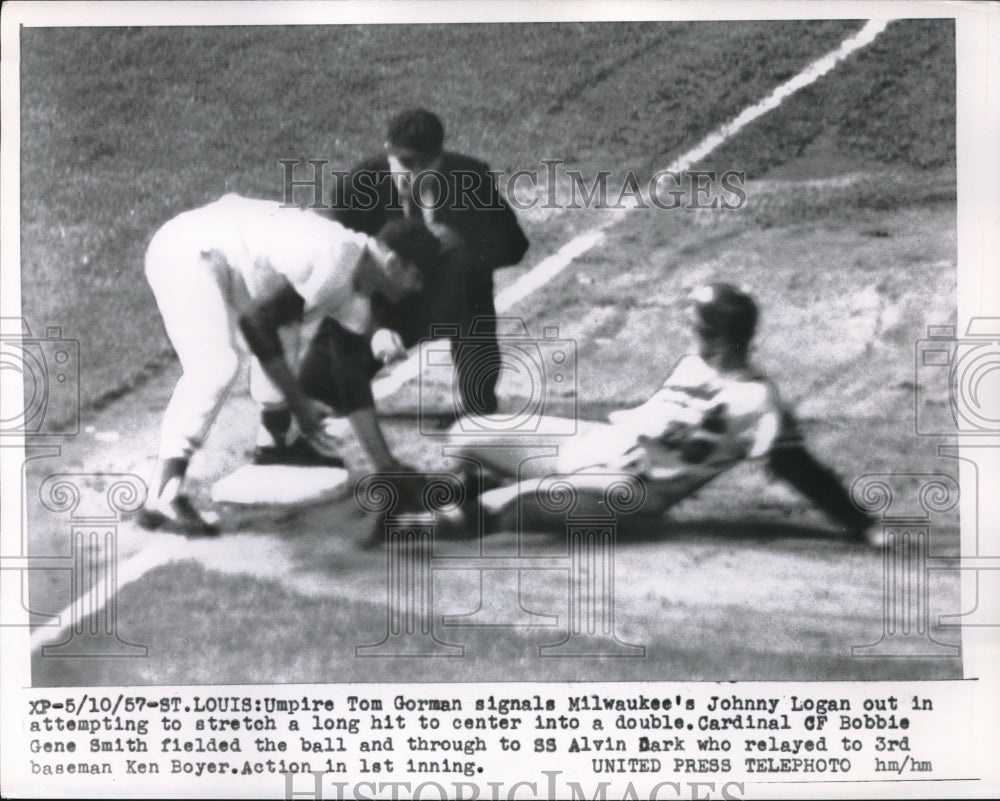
top-left (149, 193), bottom-right (374, 333)
top-left (561, 354), bottom-right (784, 497)
top-left (145, 194), bottom-right (376, 461)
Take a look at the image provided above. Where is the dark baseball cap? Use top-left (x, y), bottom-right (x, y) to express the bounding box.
top-left (686, 283), bottom-right (758, 344)
top-left (375, 218), bottom-right (441, 274)
top-left (386, 109), bottom-right (445, 156)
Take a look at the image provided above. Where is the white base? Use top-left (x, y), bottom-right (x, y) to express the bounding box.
top-left (211, 464), bottom-right (350, 506)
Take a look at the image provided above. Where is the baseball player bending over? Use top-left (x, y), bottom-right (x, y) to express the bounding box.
top-left (444, 283), bottom-right (879, 545)
top-left (139, 193), bottom-right (439, 536)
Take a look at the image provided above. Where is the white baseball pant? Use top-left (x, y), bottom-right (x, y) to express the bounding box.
top-left (145, 230), bottom-right (296, 461)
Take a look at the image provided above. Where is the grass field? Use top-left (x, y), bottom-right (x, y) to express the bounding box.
top-left (19, 19), bottom-right (954, 424)
top-left (18, 18), bottom-right (962, 686)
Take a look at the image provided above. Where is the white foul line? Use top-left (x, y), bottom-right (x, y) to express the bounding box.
top-left (661, 19), bottom-right (889, 174)
top-left (371, 19), bottom-right (889, 401)
top-left (31, 20), bottom-right (889, 653)
top-left (29, 539), bottom-right (178, 653)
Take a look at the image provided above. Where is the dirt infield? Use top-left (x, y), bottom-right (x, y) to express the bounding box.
top-left (27, 165), bottom-right (960, 686)
top-left (16, 20), bottom-right (961, 687)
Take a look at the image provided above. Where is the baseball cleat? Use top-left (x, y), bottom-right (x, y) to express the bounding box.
top-left (136, 495), bottom-right (220, 537)
top-left (850, 520), bottom-right (887, 549)
top-left (863, 524), bottom-right (888, 549)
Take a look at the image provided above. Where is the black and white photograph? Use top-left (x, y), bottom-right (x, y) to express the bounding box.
top-left (1, 0), bottom-right (998, 798)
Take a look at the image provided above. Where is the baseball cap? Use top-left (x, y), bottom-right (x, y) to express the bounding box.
top-left (375, 218), bottom-right (441, 274)
top-left (386, 109), bottom-right (445, 156)
top-left (686, 283), bottom-right (758, 344)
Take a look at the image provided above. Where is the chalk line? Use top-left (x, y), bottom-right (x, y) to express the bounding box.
top-left (31, 20), bottom-right (889, 653)
top-left (371, 19), bottom-right (889, 401)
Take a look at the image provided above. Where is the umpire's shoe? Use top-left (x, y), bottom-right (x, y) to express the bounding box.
top-left (253, 438), bottom-right (345, 469)
top-left (136, 494), bottom-right (219, 537)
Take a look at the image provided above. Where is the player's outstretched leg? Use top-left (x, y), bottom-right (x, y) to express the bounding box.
top-left (767, 444), bottom-right (880, 546)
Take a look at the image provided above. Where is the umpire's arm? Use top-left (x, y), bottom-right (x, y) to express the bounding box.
top-left (453, 161), bottom-right (529, 272)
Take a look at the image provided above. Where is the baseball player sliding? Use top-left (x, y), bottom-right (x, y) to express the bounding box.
top-left (138, 193), bottom-right (440, 536)
top-left (442, 283), bottom-right (880, 545)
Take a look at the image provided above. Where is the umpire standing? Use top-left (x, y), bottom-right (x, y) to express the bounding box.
top-left (325, 108), bottom-right (529, 418)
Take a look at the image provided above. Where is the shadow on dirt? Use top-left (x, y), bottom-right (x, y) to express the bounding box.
top-left (505, 515), bottom-right (860, 547)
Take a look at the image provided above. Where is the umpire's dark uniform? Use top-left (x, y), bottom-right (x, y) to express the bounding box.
top-left (303, 152), bottom-right (528, 419)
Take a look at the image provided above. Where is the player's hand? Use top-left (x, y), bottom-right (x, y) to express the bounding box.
top-left (371, 328), bottom-right (407, 365)
top-left (292, 398), bottom-right (341, 457)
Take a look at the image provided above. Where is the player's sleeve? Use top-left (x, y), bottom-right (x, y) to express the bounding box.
top-left (607, 355), bottom-right (695, 426)
top-left (298, 317), bottom-right (380, 414)
top-left (238, 280), bottom-right (306, 361)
